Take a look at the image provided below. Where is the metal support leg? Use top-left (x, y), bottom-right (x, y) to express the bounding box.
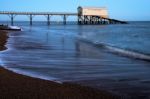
top-left (100, 18), bottom-right (102, 24)
top-left (89, 16), bottom-right (92, 24)
top-left (78, 16), bottom-right (83, 25)
top-left (103, 19), bottom-right (106, 24)
top-left (11, 14), bottom-right (14, 26)
top-left (98, 18), bottom-right (100, 24)
top-left (83, 16), bottom-right (86, 24)
top-left (78, 15), bottom-right (80, 24)
top-left (47, 15), bottom-right (50, 25)
top-left (63, 15), bottom-right (66, 25)
top-left (30, 14), bottom-right (32, 25)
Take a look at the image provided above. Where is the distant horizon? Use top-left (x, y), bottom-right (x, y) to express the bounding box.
top-left (1, 20), bottom-right (150, 23)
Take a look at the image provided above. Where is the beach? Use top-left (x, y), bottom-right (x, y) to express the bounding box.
top-left (0, 31), bottom-right (8, 51)
top-left (0, 22), bottom-right (150, 99)
top-left (0, 30), bottom-right (120, 99)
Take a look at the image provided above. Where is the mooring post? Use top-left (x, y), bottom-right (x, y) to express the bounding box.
top-left (11, 14), bottom-right (14, 26)
top-left (63, 15), bottom-right (66, 25)
top-left (30, 14), bottom-right (33, 25)
top-left (47, 14), bottom-right (50, 25)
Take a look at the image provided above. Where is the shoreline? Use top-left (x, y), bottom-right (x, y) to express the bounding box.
top-left (0, 30), bottom-right (120, 99)
top-left (0, 30), bottom-right (8, 51)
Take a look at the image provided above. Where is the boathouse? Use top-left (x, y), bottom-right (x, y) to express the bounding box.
top-left (78, 6), bottom-right (108, 18)
top-left (77, 6), bottom-right (127, 25)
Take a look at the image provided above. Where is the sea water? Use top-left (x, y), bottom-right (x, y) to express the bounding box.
top-left (0, 21), bottom-right (150, 98)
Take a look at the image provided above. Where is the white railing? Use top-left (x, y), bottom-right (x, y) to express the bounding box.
top-left (0, 11), bottom-right (77, 15)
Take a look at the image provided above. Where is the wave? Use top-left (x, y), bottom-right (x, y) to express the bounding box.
top-left (77, 36), bottom-right (150, 61)
top-left (104, 45), bottom-right (150, 61)
top-left (1, 65), bottom-right (62, 84)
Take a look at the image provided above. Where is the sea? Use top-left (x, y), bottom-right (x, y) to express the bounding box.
top-left (0, 21), bottom-right (150, 98)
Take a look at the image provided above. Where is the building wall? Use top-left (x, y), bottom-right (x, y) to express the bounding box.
top-left (78, 7), bottom-right (108, 18)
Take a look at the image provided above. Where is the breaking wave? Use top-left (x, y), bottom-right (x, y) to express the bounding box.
top-left (78, 36), bottom-right (150, 61)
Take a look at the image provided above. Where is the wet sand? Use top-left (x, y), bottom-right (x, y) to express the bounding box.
top-left (0, 30), bottom-right (8, 51)
top-left (0, 30), bottom-right (120, 99)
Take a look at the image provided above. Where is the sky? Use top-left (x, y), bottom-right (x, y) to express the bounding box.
top-left (0, 0), bottom-right (150, 21)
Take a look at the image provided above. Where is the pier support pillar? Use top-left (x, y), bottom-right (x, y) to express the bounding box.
top-left (78, 15), bottom-right (80, 24)
top-left (30, 14), bottom-right (33, 25)
top-left (78, 15), bottom-right (83, 25)
top-left (63, 15), bottom-right (67, 25)
top-left (47, 15), bottom-right (50, 25)
top-left (9, 14), bottom-right (16, 26)
top-left (83, 16), bottom-right (85, 24)
top-left (11, 14), bottom-right (14, 26)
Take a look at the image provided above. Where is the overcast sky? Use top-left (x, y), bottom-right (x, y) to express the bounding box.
top-left (0, 0), bottom-right (150, 21)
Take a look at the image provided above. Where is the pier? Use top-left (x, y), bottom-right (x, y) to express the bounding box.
top-left (0, 7), bottom-right (127, 25)
top-left (0, 11), bottom-right (77, 25)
